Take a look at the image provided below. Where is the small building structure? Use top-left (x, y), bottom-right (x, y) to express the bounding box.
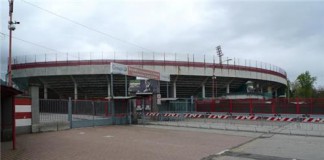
top-left (1, 84), bottom-right (23, 149)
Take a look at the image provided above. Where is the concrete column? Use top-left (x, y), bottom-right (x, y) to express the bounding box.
top-left (107, 79), bottom-right (111, 97)
top-left (173, 82), bottom-right (176, 98)
top-left (202, 84), bottom-right (206, 98)
top-left (166, 82), bottom-right (169, 98)
top-left (226, 84), bottom-right (230, 94)
top-left (30, 85), bottom-right (40, 133)
top-left (275, 88), bottom-right (278, 98)
top-left (261, 87), bottom-right (263, 93)
top-left (74, 83), bottom-right (78, 100)
top-left (125, 75), bottom-right (128, 97)
top-left (44, 85), bottom-right (48, 99)
top-left (267, 86), bottom-right (272, 93)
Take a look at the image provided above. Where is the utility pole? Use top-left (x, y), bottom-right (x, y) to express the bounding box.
top-left (8, 0), bottom-right (19, 86)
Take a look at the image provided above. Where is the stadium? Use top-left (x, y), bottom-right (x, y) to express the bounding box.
top-left (11, 52), bottom-right (287, 100)
top-left (3, 50), bottom-right (324, 143)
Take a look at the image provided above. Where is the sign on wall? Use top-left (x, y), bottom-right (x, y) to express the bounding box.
top-left (128, 66), bottom-right (160, 80)
top-left (110, 63), bottom-right (128, 75)
top-left (110, 62), bottom-right (170, 82)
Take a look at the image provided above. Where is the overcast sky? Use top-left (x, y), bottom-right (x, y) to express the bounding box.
top-left (1, 0), bottom-right (324, 87)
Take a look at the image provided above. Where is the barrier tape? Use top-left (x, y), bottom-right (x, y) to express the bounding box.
top-left (235, 116), bottom-right (259, 120)
top-left (266, 117), bottom-right (294, 122)
top-left (184, 113), bottom-right (203, 118)
top-left (207, 115), bottom-right (229, 119)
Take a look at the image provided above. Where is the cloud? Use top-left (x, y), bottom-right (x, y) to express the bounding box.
top-left (1, 0), bottom-right (324, 86)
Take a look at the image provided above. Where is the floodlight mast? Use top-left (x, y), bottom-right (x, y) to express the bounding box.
top-left (216, 45), bottom-right (223, 66)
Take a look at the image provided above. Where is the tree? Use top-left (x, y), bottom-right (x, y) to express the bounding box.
top-left (294, 71), bottom-right (316, 98)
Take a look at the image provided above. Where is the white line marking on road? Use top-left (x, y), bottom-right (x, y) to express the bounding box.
top-left (217, 149), bottom-right (229, 155)
top-left (103, 135), bottom-right (114, 138)
top-left (79, 132), bottom-right (85, 135)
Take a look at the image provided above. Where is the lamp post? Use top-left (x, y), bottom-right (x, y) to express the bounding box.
top-left (8, 0), bottom-right (19, 87)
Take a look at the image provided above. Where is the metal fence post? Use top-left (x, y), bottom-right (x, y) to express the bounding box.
top-left (112, 100), bottom-right (115, 125)
top-left (68, 97), bottom-right (72, 129)
top-left (92, 101), bottom-right (95, 127)
top-left (142, 98), bottom-right (145, 125)
top-left (249, 99), bottom-right (253, 115)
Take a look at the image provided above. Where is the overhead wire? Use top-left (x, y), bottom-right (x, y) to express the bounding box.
top-left (21, 0), bottom-right (155, 52)
top-left (0, 32), bottom-right (60, 52)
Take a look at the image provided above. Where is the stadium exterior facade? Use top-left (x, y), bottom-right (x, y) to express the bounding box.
top-left (11, 53), bottom-right (287, 100)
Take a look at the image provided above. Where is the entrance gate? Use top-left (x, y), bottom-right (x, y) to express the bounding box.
top-left (71, 100), bottom-right (113, 128)
top-left (39, 99), bottom-right (130, 129)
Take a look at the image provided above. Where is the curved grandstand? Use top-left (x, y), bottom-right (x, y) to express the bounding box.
top-left (11, 52), bottom-right (287, 99)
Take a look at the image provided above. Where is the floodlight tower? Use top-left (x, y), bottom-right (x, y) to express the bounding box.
top-left (216, 45), bottom-right (223, 67)
top-left (7, 0), bottom-right (19, 86)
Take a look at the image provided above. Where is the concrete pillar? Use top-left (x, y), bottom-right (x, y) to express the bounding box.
top-left (107, 79), bottom-right (111, 97)
top-left (166, 82), bottom-right (169, 98)
top-left (74, 83), bottom-right (78, 100)
top-left (267, 86), bottom-right (272, 93)
top-left (30, 85), bottom-right (40, 133)
top-left (125, 75), bottom-right (127, 97)
top-left (173, 82), bottom-right (176, 98)
top-left (44, 85), bottom-right (48, 99)
top-left (226, 84), bottom-right (230, 94)
top-left (275, 88), bottom-right (278, 98)
top-left (202, 84), bottom-right (206, 98)
top-left (107, 74), bottom-right (111, 98)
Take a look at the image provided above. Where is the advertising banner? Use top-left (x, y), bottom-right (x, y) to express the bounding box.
top-left (128, 66), bottom-right (160, 80)
top-left (128, 79), bottom-right (159, 95)
top-left (110, 62), bottom-right (170, 82)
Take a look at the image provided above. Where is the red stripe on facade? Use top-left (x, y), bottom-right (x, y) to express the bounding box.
top-left (15, 112), bottom-right (32, 119)
top-left (15, 98), bottom-right (32, 105)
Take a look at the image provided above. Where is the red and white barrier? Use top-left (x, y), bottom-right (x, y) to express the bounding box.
top-left (144, 112), bottom-right (324, 123)
top-left (266, 117), bottom-right (294, 122)
top-left (207, 115), bottom-right (229, 119)
top-left (184, 113), bottom-right (203, 118)
top-left (15, 98), bottom-right (32, 127)
top-left (234, 116), bottom-right (259, 120)
top-left (302, 118), bottom-right (323, 123)
top-left (145, 112), bottom-right (160, 117)
top-left (163, 113), bottom-right (180, 117)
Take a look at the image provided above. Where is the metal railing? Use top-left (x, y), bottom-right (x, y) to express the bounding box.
top-left (155, 98), bottom-right (324, 115)
top-left (195, 98), bottom-right (324, 115)
top-left (40, 99), bottom-right (69, 123)
top-left (12, 52), bottom-right (287, 78)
